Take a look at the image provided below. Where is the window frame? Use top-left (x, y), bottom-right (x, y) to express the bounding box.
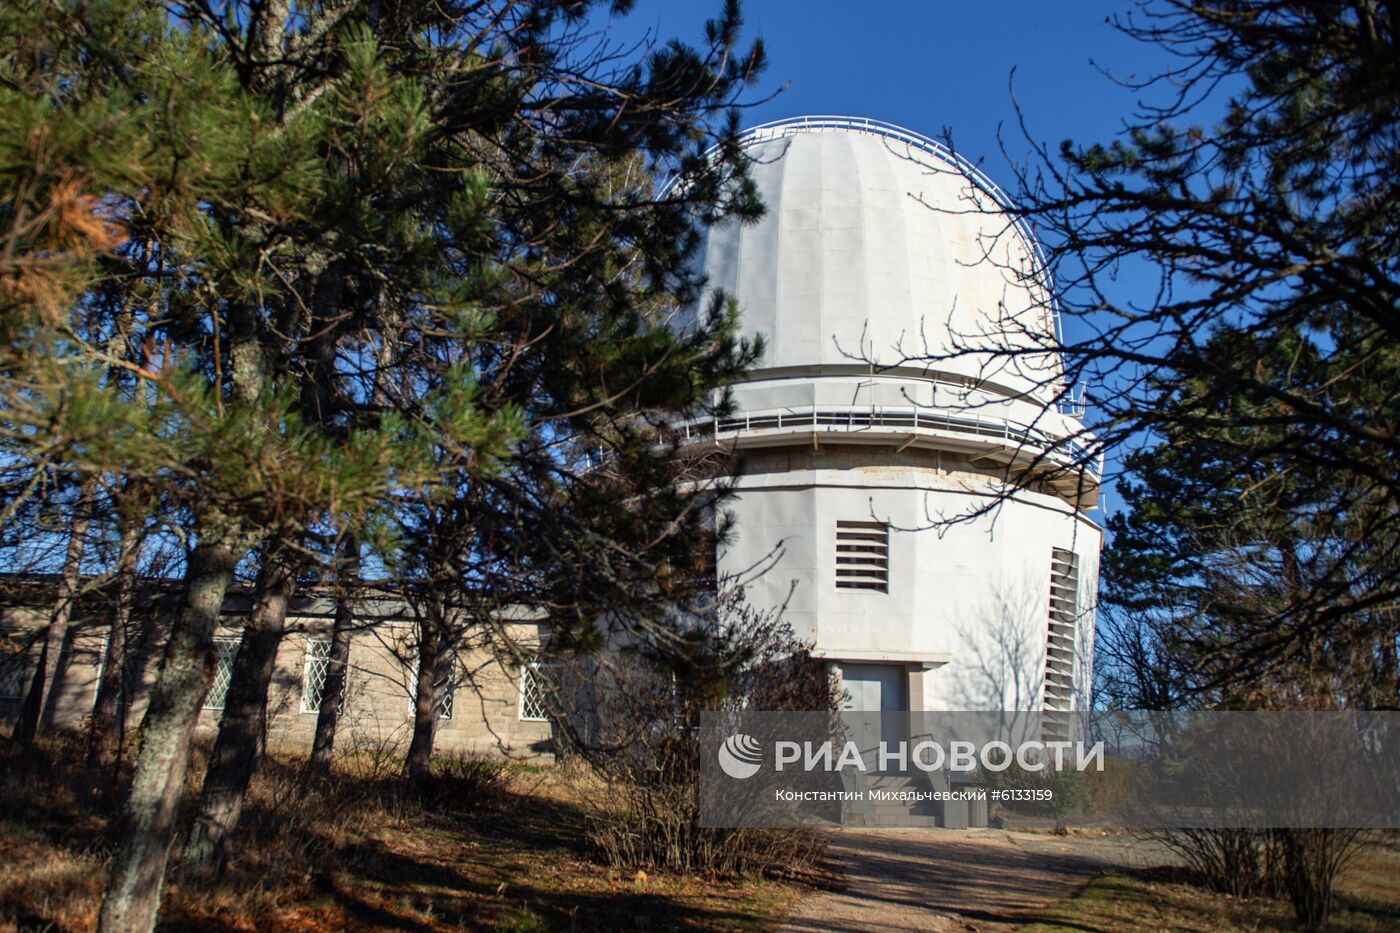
top-left (300, 636), bottom-right (338, 714)
top-left (202, 636), bottom-right (243, 711)
top-left (518, 659), bottom-right (555, 723)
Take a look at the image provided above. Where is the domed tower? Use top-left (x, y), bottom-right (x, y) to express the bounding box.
top-left (689, 117), bottom-right (1101, 720)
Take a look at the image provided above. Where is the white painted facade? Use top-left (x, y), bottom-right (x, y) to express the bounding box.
top-left (689, 117), bottom-right (1101, 715)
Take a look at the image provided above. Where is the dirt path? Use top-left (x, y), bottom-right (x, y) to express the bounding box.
top-left (779, 828), bottom-right (1169, 933)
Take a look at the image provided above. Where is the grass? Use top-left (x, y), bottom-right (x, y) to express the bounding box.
top-left (1019, 843), bottom-right (1400, 933)
top-left (0, 736), bottom-right (803, 932)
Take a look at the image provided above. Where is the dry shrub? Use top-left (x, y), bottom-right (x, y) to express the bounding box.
top-left (0, 726), bottom-right (519, 931)
top-left (406, 751), bottom-right (512, 813)
top-left (1277, 828), bottom-right (1362, 930)
top-left (431, 751), bottom-right (511, 793)
top-left (1153, 828), bottom-right (1286, 899)
top-left (1152, 827), bottom-right (1363, 930)
top-left (228, 749), bottom-right (512, 870)
top-left (1144, 711), bottom-right (1369, 929)
top-left (580, 773), bottom-right (826, 876)
top-left (560, 591), bottom-right (841, 876)
top-left (334, 716), bottom-right (412, 781)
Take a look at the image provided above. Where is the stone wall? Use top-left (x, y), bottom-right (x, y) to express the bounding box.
top-left (0, 599), bottom-right (555, 761)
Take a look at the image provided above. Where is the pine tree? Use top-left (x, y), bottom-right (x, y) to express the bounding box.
top-left (894, 1), bottom-right (1400, 706)
top-left (6, 0), bottom-right (767, 928)
top-left (1102, 330), bottom-right (1400, 708)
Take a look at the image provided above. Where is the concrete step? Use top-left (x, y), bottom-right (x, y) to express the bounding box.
top-left (871, 813), bottom-right (939, 827)
top-left (864, 802), bottom-right (934, 812)
top-left (846, 772), bottom-right (946, 827)
top-left (864, 774), bottom-right (929, 789)
top-left (842, 811), bottom-right (940, 828)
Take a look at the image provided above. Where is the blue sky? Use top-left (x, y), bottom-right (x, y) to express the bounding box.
top-left (607, 0), bottom-right (1173, 193)
top-left (605, 1), bottom-right (1184, 521)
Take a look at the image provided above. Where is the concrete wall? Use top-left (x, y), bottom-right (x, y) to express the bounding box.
top-left (720, 445), bottom-right (1101, 712)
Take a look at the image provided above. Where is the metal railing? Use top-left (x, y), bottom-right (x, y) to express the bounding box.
top-left (679, 404), bottom-right (1102, 479)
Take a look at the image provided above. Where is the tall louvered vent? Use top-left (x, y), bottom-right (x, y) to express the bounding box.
top-left (1044, 548), bottom-right (1079, 740)
top-left (835, 521), bottom-right (889, 592)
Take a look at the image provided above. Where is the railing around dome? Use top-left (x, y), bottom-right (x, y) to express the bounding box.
top-left (724, 116), bottom-right (1063, 344)
top-left (678, 404), bottom-right (1102, 481)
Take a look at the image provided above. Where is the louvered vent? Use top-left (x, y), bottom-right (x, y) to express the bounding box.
top-left (1044, 548), bottom-right (1079, 740)
top-left (835, 521), bottom-right (889, 592)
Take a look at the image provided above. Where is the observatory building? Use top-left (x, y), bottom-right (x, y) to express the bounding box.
top-left (688, 117), bottom-right (1101, 721)
top-left (0, 117), bottom-right (1101, 769)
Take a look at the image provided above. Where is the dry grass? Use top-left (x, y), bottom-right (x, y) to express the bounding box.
top-left (1019, 840), bottom-right (1400, 933)
top-left (0, 736), bottom-right (803, 932)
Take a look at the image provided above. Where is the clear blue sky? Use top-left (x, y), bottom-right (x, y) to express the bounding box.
top-left (606, 1), bottom-right (1182, 520)
top-left (607, 0), bottom-right (1171, 189)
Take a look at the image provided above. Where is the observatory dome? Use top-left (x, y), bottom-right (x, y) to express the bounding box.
top-left (696, 117), bottom-right (1057, 396)
top-left (691, 118), bottom-right (1101, 731)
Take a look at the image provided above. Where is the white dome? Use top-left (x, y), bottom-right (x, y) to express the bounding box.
top-left (696, 117), bottom-right (1058, 395)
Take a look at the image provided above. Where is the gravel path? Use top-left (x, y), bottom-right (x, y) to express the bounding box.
top-left (779, 828), bottom-right (1170, 933)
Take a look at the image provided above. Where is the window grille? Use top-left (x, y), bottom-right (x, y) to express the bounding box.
top-left (1043, 548), bottom-right (1079, 740)
top-left (835, 521), bottom-right (890, 591)
top-left (203, 637), bottom-right (242, 710)
top-left (407, 662), bottom-right (454, 720)
top-left (301, 638), bottom-right (348, 714)
top-left (437, 678), bottom-right (454, 720)
top-left (519, 661), bottom-right (553, 722)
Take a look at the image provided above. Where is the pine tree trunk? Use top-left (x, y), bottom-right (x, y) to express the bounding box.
top-left (89, 516), bottom-right (141, 764)
top-left (404, 623), bottom-right (443, 785)
top-left (95, 532), bottom-right (241, 933)
top-left (15, 482), bottom-right (93, 745)
top-left (296, 260), bottom-right (353, 771)
top-left (183, 558), bottom-right (294, 877)
top-left (309, 535), bottom-right (357, 771)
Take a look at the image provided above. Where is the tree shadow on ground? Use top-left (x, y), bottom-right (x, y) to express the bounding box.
top-left (2, 736), bottom-right (788, 933)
